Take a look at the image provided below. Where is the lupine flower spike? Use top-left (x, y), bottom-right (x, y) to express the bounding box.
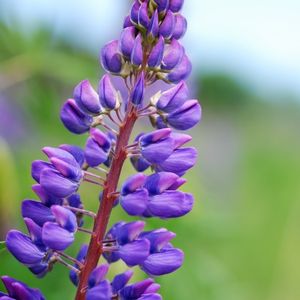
top-left (3, 0), bottom-right (201, 299)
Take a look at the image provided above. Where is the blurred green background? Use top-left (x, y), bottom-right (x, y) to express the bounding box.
top-left (0, 1), bottom-right (300, 299)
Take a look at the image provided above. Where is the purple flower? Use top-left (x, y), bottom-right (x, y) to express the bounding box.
top-left (0, 276), bottom-right (45, 300)
top-left (42, 206), bottom-right (78, 251)
top-left (155, 81), bottom-right (188, 112)
top-left (148, 10), bottom-right (159, 38)
top-left (172, 14), bottom-right (187, 39)
top-left (6, 230), bottom-right (46, 267)
top-left (169, 0), bottom-right (184, 12)
top-left (141, 247), bottom-right (184, 276)
top-left (166, 54), bottom-right (192, 83)
top-left (139, 128), bottom-right (174, 164)
top-left (120, 172), bottom-right (194, 219)
top-left (130, 1), bottom-right (140, 24)
top-left (131, 72), bottom-right (145, 105)
top-left (73, 80), bottom-right (101, 115)
top-left (161, 39), bottom-right (185, 70)
top-left (98, 74), bottom-right (120, 111)
top-left (148, 36), bottom-right (165, 68)
top-left (5, 223), bottom-right (52, 278)
top-left (138, 2), bottom-right (150, 29)
top-left (159, 10), bottom-right (175, 39)
top-left (119, 278), bottom-right (160, 299)
top-left (139, 229), bottom-right (184, 276)
top-left (31, 147), bottom-right (83, 198)
top-left (154, 0), bottom-right (169, 12)
top-left (167, 99), bottom-right (201, 130)
top-left (60, 99), bottom-right (93, 134)
top-left (84, 128), bottom-right (112, 167)
top-left (21, 200), bottom-right (55, 226)
top-left (119, 26), bottom-right (136, 58)
top-left (131, 34), bottom-right (143, 66)
top-left (100, 40), bottom-right (123, 74)
top-left (103, 221), bottom-right (150, 267)
top-left (86, 280), bottom-right (112, 300)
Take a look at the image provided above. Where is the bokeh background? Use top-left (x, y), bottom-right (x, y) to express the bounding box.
top-left (1, 0), bottom-right (300, 299)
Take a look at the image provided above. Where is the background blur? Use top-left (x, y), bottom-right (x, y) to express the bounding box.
top-left (0, 1), bottom-right (300, 299)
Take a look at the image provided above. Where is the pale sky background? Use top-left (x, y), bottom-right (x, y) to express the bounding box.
top-left (1, 0), bottom-right (300, 98)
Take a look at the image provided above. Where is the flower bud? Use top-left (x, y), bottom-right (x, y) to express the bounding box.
top-left (148, 35), bottom-right (164, 68)
top-left (168, 177), bottom-right (187, 190)
top-left (21, 200), bottom-right (54, 227)
top-left (73, 80), bottom-right (101, 115)
top-left (170, 132), bottom-right (192, 148)
top-left (40, 168), bottom-right (79, 198)
top-left (131, 34), bottom-right (143, 66)
top-left (100, 40), bottom-right (123, 74)
top-left (148, 10), bottom-right (159, 38)
top-left (144, 172), bottom-right (179, 195)
top-left (86, 280), bottom-right (112, 300)
top-left (159, 10), bottom-right (175, 39)
top-left (84, 135), bottom-right (111, 168)
top-left (131, 72), bottom-right (145, 105)
top-left (169, 0), bottom-right (184, 12)
top-left (51, 205), bottom-right (77, 233)
top-left (111, 270), bottom-right (134, 294)
top-left (32, 184), bottom-right (62, 207)
top-left (172, 14), bottom-right (187, 39)
top-left (90, 128), bottom-right (111, 151)
top-left (118, 239), bottom-right (150, 267)
top-left (123, 15), bottom-right (133, 28)
top-left (98, 74), bottom-right (119, 110)
top-left (31, 160), bottom-right (53, 183)
top-left (156, 81), bottom-right (188, 112)
top-left (116, 221), bottom-right (145, 245)
top-left (84, 129), bottom-right (112, 167)
top-left (157, 147), bottom-right (198, 176)
top-left (120, 189), bottom-right (148, 216)
top-left (141, 247), bottom-right (184, 276)
top-left (130, 155), bottom-right (151, 172)
top-left (167, 99), bottom-right (201, 130)
top-left (1, 276), bottom-right (46, 300)
top-left (166, 54), bottom-right (192, 83)
top-left (42, 146), bottom-right (78, 167)
top-left (88, 265), bottom-right (109, 288)
top-left (59, 144), bottom-right (85, 167)
top-left (6, 230), bottom-right (45, 266)
top-left (60, 99), bottom-right (93, 134)
top-left (138, 2), bottom-right (150, 29)
top-left (42, 222), bottom-right (74, 251)
top-left (148, 190), bottom-right (194, 219)
top-left (161, 39), bottom-right (185, 70)
top-left (140, 228), bottom-right (176, 253)
top-left (121, 173), bottom-right (147, 195)
top-left (153, 0), bottom-right (169, 12)
top-left (130, 0), bottom-right (140, 24)
top-left (119, 26), bottom-right (136, 58)
top-left (120, 278), bottom-right (155, 299)
top-left (24, 218), bottom-right (43, 248)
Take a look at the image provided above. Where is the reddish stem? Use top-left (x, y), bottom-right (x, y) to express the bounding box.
top-left (75, 104), bottom-right (138, 300)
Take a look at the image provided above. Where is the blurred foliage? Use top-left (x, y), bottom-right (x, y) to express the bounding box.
top-left (198, 73), bottom-right (255, 109)
top-left (0, 19), bottom-right (300, 300)
top-left (0, 138), bottom-right (18, 239)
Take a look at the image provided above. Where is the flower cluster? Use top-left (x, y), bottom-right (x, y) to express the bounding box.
top-left (3, 0), bottom-right (202, 299)
top-left (73, 262), bottom-right (162, 300)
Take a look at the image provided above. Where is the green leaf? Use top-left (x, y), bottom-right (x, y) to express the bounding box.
top-left (0, 241), bottom-right (6, 253)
